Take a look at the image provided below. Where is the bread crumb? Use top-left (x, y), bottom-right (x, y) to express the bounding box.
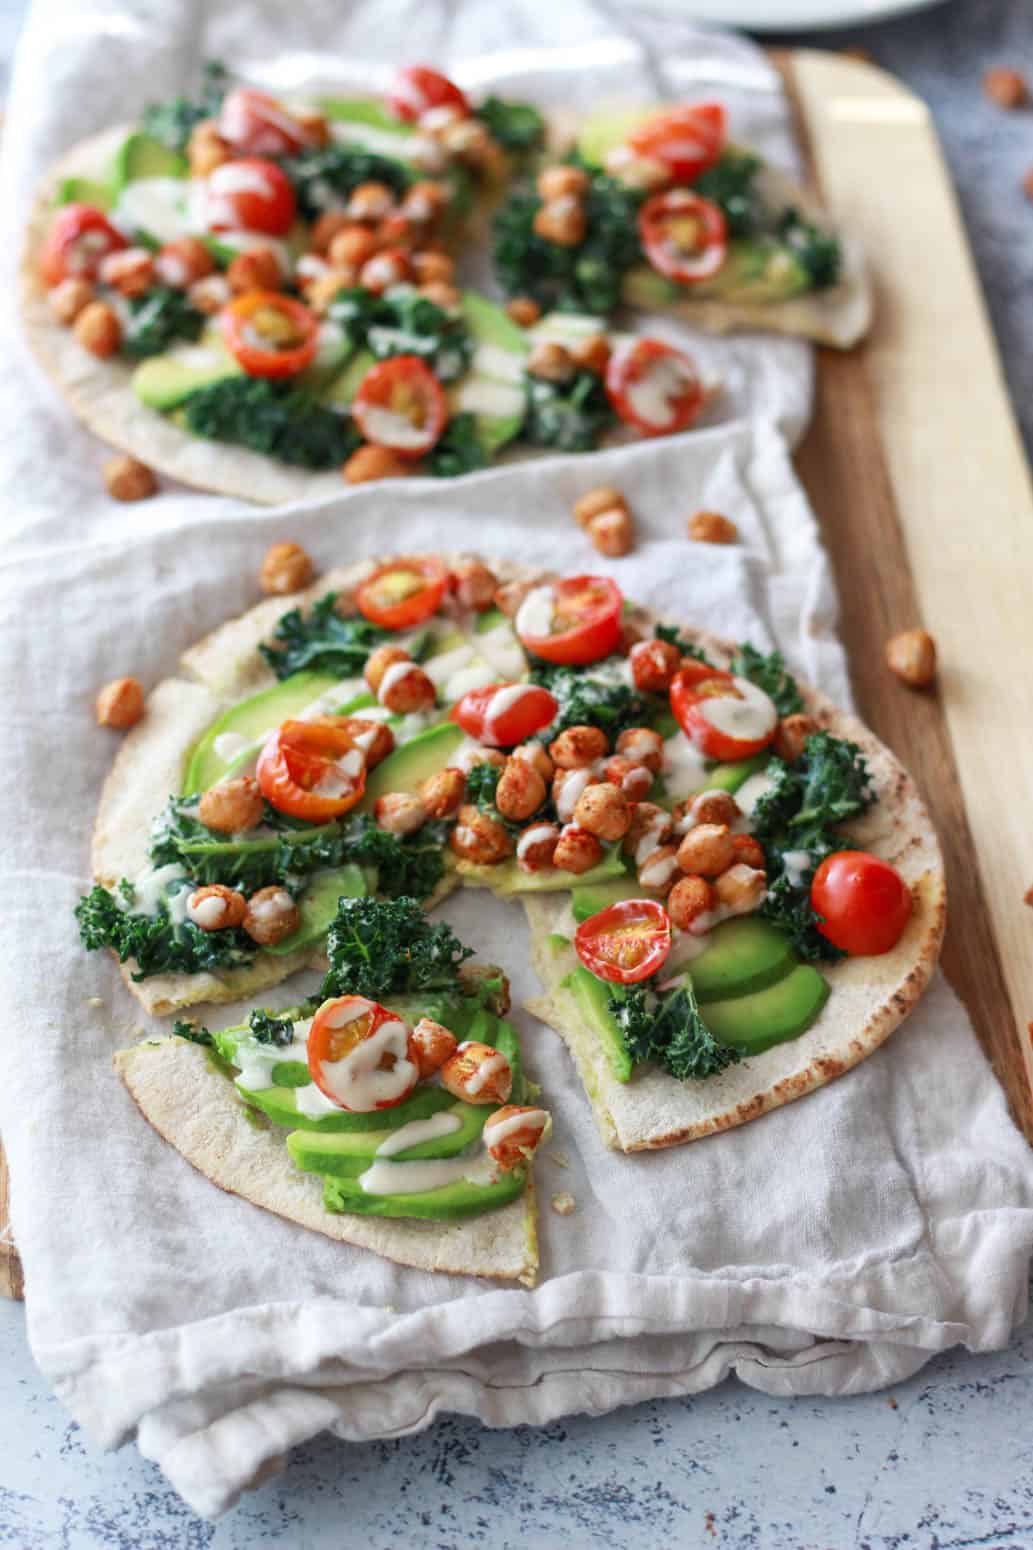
top-left (87, 996), bottom-right (103, 1008)
top-left (548, 1150), bottom-right (570, 1169)
top-left (551, 1192), bottom-right (576, 1216)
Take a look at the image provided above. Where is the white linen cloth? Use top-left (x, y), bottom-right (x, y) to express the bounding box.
top-left (0, 0), bottom-right (1032, 1522)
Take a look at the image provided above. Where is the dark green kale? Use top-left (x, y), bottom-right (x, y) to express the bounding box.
top-left (248, 1009), bottom-right (294, 1047)
top-left (655, 623), bottom-right (711, 664)
top-left (520, 368), bottom-right (616, 452)
top-left (529, 657), bottom-right (658, 739)
top-left (776, 209), bottom-right (841, 289)
top-left (75, 883), bottom-right (255, 980)
top-left (425, 413), bottom-right (488, 478)
top-left (732, 643), bottom-right (804, 718)
top-left (259, 591), bottom-right (389, 679)
top-left (692, 148), bottom-right (763, 239)
top-left (336, 814), bottom-right (450, 900)
top-left (281, 145), bottom-right (410, 221)
top-left (321, 895), bottom-right (473, 1002)
top-left (182, 378), bottom-right (360, 469)
top-left (611, 981), bottom-right (741, 1082)
top-left (328, 287), bottom-right (473, 382)
top-left (141, 61), bottom-right (229, 152)
top-left (172, 1018), bottom-right (214, 1047)
top-left (122, 287), bottom-right (205, 359)
top-left (474, 96), bottom-right (546, 154)
top-left (492, 159), bottom-right (643, 315)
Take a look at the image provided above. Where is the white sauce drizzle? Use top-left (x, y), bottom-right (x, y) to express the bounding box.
top-left (782, 849), bottom-right (813, 888)
top-left (517, 823), bottom-right (558, 861)
top-left (555, 768), bottom-right (594, 823)
top-left (622, 351), bottom-right (698, 430)
top-left (732, 771), bottom-right (778, 831)
top-left (484, 1109), bottom-right (548, 1146)
top-left (635, 814), bottom-right (672, 868)
top-left (358, 1153), bottom-right (498, 1197)
top-left (463, 1049), bottom-right (510, 1097)
top-left (375, 1111), bottom-right (463, 1157)
top-left (474, 620), bottom-right (527, 680)
top-left (698, 678), bottom-right (777, 743)
top-left (515, 585), bottom-right (556, 641)
top-left (483, 684), bottom-right (536, 739)
top-left (661, 734), bottom-right (709, 801)
top-left (377, 659), bottom-right (425, 705)
top-left (213, 731), bottom-right (252, 764)
top-left (638, 850), bottom-right (680, 889)
top-left (315, 1018), bottom-right (416, 1113)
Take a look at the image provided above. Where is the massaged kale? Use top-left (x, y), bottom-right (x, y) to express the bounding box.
top-left (141, 61), bottom-right (229, 152)
top-left (519, 368), bottom-right (616, 452)
top-left (655, 623), bottom-right (710, 664)
top-left (692, 148), bottom-right (764, 239)
top-left (529, 657), bottom-right (658, 739)
top-left (247, 1009), bottom-right (294, 1047)
top-left (474, 96), bottom-right (546, 154)
top-left (172, 1018), bottom-right (214, 1047)
top-left (424, 413), bottom-right (488, 478)
top-left (776, 209), bottom-right (841, 289)
top-left (75, 883), bottom-right (255, 979)
top-left (611, 981), bottom-right (740, 1082)
top-left (182, 379), bottom-right (360, 470)
top-left (732, 643), bottom-right (804, 718)
top-left (321, 896), bottom-right (473, 1002)
top-left (259, 591), bottom-right (390, 679)
top-left (328, 287), bottom-right (474, 382)
top-left (280, 144), bottom-right (410, 221)
top-left (122, 287), bottom-right (205, 359)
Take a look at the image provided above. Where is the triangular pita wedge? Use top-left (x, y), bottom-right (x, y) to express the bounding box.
top-left (115, 1038), bottom-right (539, 1285)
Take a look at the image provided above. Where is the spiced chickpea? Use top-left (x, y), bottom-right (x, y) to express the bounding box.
top-left (359, 249), bottom-right (412, 292)
top-left (676, 822), bottom-right (736, 878)
top-left (311, 210), bottom-right (355, 254)
top-left (364, 644), bottom-right (411, 694)
top-left (188, 274), bottom-right (232, 315)
top-left (516, 821), bottom-right (560, 873)
top-left (495, 758), bottom-right (547, 821)
top-left (773, 713), bottom-right (817, 764)
top-left (573, 781), bottom-right (632, 842)
top-left (731, 834), bottom-right (766, 871)
top-left (411, 1017), bottom-right (458, 1079)
top-left (411, 250), bottom-right (455, 286)
top-left (227, 246), bottom-right (282, 293)
top-left (328, 225), bottom-right (380, 270)
top-left (637, 844), bottom-right (682, 894)
top-left (713, 863), bottom-right (767, 916)
top-left (505, 296), bottom-right (541, 328)
top-left (484, 1105), bottom-right (551, 1171)
top-left (452, 558), bottom-right (498, 611)
top-left (549, 724), bottom-right (608, 769)
top-left (417, 280), bottom-right (461, 309)
top-left (343, 445), bottom-right (408, 484)
top-left (588, 507), bottom-right (634, 558)
top-left (104, 454), bottom-right (157, 502)
top-left (155, 236), bottom-right (214, 288)
top-left (419, 767), bottom-right (466, 819)
top-left (668, 874), bottom-right (715, 932)
top-left (688, 509), bottom-right (739, 545)
top-left (401, 180), bottom-right (448, 225)
top-left (570, 335), bottom-right (611, 376)
top-left (449, 805), bottom-right (514, 865)
top-left (602, 756), bottom-right (652, 802)
top-left (381, 215), bottom-right (419, 250)
top-left (630, 638), bottom-right (682, 694)
top-left (615, 726), bottom-right (664, 773)
top-left (347, 181), bottom-right (396, 222)
top-left (459, 745), bottom-right (506, 772)
top-left (885, 628), bottom-right (937, 688)
top-left (242, 887), bottom-right (299, 946)
top-left (623, 802), bottom-right (672, 857)
top-left (440, 1041), bottom-right (513, 1106)
top-left (293, 108), bottom-right (331, 147)
top-left (533, 199), bottom-right (587, 247)
top-left (552, 766), bottom-right (601, 820)
top-left (306, 270), bottom-right (357, 315)
top-left (378, 660), bottom-right (436, 714)
top-left (537, 164), bottom-right (589, 201)
top-left (552, 823), bottom-right (604, 874)
top-left (574, 486), bottom-right (626, 529)
top-left (98, 247), bottom-right (155, 297)
top-left (198, 776), bottom-right (264, 835)
top-left (187, 884), bottom-right (248, 931)
top-left (48, 276), bottom-right (94, 325)
top-left (512, 741), bottom-right (554, 783)
top-left (674, 790), bottom-right (739, 829)
top-left (260, 541), bottom-right (314, 596)
top-left (187, 119), bottom-right (230, 176)
top-left (95, 676), bottom-right (144, 729)
top-left (374, 792), bottom-right (428, 835)
top-left (493, 578), bottom-right (538, 617)
top-left (527, 339), bottom-right (576, 383)
top-left (74, 301), bottom-right (121, 358)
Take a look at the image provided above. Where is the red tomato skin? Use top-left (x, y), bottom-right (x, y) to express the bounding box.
top-left (256, 720), bottom-right (366, 822)
top-left (575, 898), bottom-right (672, 985)
top-left (639, 190), bottom-right (728, 284)
top-left (449, 683), bottom-right (559, 747)
top-left (356, 556), bottom-right (449, 630)
top-left (388, 65), bottom-right (470, 123)
top-left (351, 355), bottom-right (448, 459)
top-left (39, 205), bottom-right (127, 287)
top-left (218, 87), bottom-right (309, 157)
top-left (517, 575), bottom-right (624, 667)
top-left (207, 157), bottom-right (297, 235)
top-left (669, 666), bottom-right (775, 761)
top-left (221, 292), bottom-right (319, 379)
top-left (605, 338), bottom-right (704, 438)
top-left (627, 102), bottom-right (726, 181)
top-left (307, 997), bottom-right (418, 1111)
top-left (811, 851), bottom-right (912, 957)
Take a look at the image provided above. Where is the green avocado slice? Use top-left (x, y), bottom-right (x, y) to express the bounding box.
top-left (55, 175), bottom-right (113, 209)
top-left (700, 963), bottom-right (829, 1055)
top-left (455, 845), bottom-right (627, 898)
top-left (241, 1080), bottom-right (459, 1133)
top-left (133, 330), bottom-right (243, 413)
top-left (561, 964), bottom-right (634, 1082)
top-left (111, 131), bottom-right (188, 190)
top-left (322, 1165), bottom-right (526, 1221)
top-left (622, 240), bottom-right (811, 310)
top-left (181, 669), bottom-right (350, 794)
top-left (689, 918), bottom-right (795, 1002)
top-left (286, 1101), bottom-right (486, 1173)
top-left (362, 721), bottom-right (466, 805)
top-left (263, 863), bottom-right (366, 958)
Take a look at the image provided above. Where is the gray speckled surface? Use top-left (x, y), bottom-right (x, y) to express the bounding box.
top-left (3, 0), bottom-right (1033, 1540)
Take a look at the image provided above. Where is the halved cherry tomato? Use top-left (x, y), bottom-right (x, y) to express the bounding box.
top-left (307, 996), bottom-right (419, 1112)
top-left (388, 65), bottom-right (470, 124)
top-left (206, 156), bottom-right (297, 235)
top-left (575, 898), bottom-right (672, 985)
top-left (352, 355), bottom-right (448, 459)
top-left (221, 292), bottom-right (319, 378)
top-left (670, 666), bottom-right (777, 761)
top-left (218, 86), bottom-right (313, 158)
top-left (515, 575), bottom-right (623, 667)
top-left (627, 102), bottom-right (726, 182)
top-left (38, 204), bottom-right (127, 288)
top-left (257, 718), bottom-right (367, 822)
top-left (811, 851), bottom-right (912, 957)
top-left (450, 683), bottom-right (559, 748)
top-left (639, 190), bottom-right (728, 285)
top-left (605, 338), bottom-right (704, 438)
top-left (356, 556), bottom-right (449, 630)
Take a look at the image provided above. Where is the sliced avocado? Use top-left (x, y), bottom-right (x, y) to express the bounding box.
top-left (317, 97), bottom-right (414, 136)
top-left (322, 1165), bottom-right (525, 1221)
top-left (455, 846), bottom-right (627, 897)
top-left (182, 669), bottom-right (348, 794)
top-left (571, 875), bottom-right (650, 923)
top-left (363, 721), bottom-right (466, 805)
top-left (561, 965), bottom-right (633, 1082)
top-left (449, 291), bottom-right (529, 456)
top-left (112, 131), bottom-right (188, 190)
top-left (324, 347), bottom-right (375, 410)
top-left (576, 105), bottom-right (655, 168)
top-left (133, 330), bottom-right (242, 413)
top-left (701, 963), bottom-right (829, 1055)
top-left (55, 175), bottom-right (112, 209)
top-left (474, 607), bottom-right (506, 635)
top-left (622, 239), bottom-right (811, 310)
top-left (241, 1080), bottom-right (459, 1133)
top-left (706, 753), bottom-right (771, 795)
top-left (287, 1101), bottom-right (486, 1174)
top-left (263, 864), bottom-right (366, 957)
top-left (689, 918), bottom-right (794, 1003)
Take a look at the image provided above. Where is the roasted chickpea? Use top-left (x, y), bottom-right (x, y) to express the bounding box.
top-left (552, 823), bottom-right (604, 875)
top-left (885, 628), bottom-right (937, 688)
top-left (198, 776), bottom-right (264, 835)
top-left (527, 339), bottom-right (576, 383)
top-left (359, 248), bottom-right (412, 292)
top-left (549, 724), bottom-right (609, 769)
top-left (343, 444), bottom-right (408, 484)
top-left (293, 108), bottom-right (331, 147)
top-left (603, 145), bottom-right (670, 191)
top-left (537, 165), bottom-right (589, 201)
top-left (573, 486), bottom-right (625, 529)
top-left (676, 822), bottom-right (736, 878)
top-left (516, 820), bottom-right (560, 873)
top-left (419, 766), bottom-right (466, 818)
top-left (188, 883), bottom-right (248, 931)
top-left (227, 246), bottom-right (282, 293)
top-left (483, 1105), bottom-right (552, 1171)
top-left (731, 834), bottom-right (766, 871)
top-left (512, 741), bottom-right (554, 783)
top-left (505, 296), bottom-right (541, 328)
top-left (328, 224), bottom-right (380, 270)
top-left (337, 716), bottom-right (394, 768)
top-left (104, 454), bottom-right (157, 502)
top-left (417, 280), bottom-right (462, 308)
top-left (688, 509), bottom-right (739, 545)
top-left (588, 507), bottom-right (634, 558)
top-left (187, 119), bottom-right (230, 176)
top-left (668, 874), bottom-right (715, 931)
top-left (493, 578), bottom-right (538, 617)
top-left (570, 335), bottom-right (611, 378)
top-left (630, 638), bottom-right (682, 694)
top-left (310, 210), bottom-right (354, 254)
top-left (449, 805), bottom-right (514, 864)
top-left (773, 713), bottom-right (817, 764)
top-left (98, 247), bottom-right (155, 297)
top-left (242, 886), bottom-right (300, 946)
top-left (984, 67), bottom-right (1028, 108)
top-left (637, 844), bottom-right (682, 894)
top-left (551, 766), bottom-right (601, 821)
top-left (401, 180), bottom-right (448, 225)
top-left (347, 181), bottom-right (396, 222)
top-left (377, 660), bottom-right (436, 714)
top-left (713, 862), bottom-right (767, 916)
top-left (95, 676), bottom-right (144, 729)
top-left (674, 789), bottom-right (740, 829)
top-left (155, 236), bottom-right (214, 288)
top-left (615, 726), bottom-right (664, 773)
top-left (602, 756), bottom-right (653, 802)
top-left (452, 558), bottom-right (498, 612)
top-left (623, 801), bottom-right (672, 858)
top-left (411, 1017), bottom-right (458, 1079)
top-left (306, 269), bottom-right (357, 315)
top-left (533, 198), bottom-right (587, 247)
top-left (411, 250), bottom-right (454, 286)
top-left (374, 791), bottom-right (428, 836)
top-left (74, 300), bottom-right (121, 357)
top-left (187, 274), bottom-right (232, 314)
top-left (456, 744), bottom-right (506, 773)
top-left (364, 644), bottom-right (410, 694)
top-left (48, 276), bottom-right (93, 324)
top-left (495, 758), bottom-right (547, 821)
top-left (442, 120), bottom-right (505, 175)
top-left (260, 541), bottom-right (314, 596)
top-left (440, 1041), bottom-right (513, 1106)
top-left (376, 214), bottom-right (415, 250)
top-left (573, 781), bottom-right (632, 842)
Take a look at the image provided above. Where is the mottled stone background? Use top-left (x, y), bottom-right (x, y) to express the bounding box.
top-left (2, 0), bottom-right (1031, 1543)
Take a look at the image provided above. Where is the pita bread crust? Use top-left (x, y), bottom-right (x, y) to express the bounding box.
top-left (114, 1038), bottom-right (538, 1285)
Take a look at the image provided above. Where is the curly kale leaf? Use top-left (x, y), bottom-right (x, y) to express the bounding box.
top-left (732, 643), bottom-right (803, 718)
top-left (172, 1018), bottom-right (214, 1047)
top-left (75, 884), bottom-right (255, 980)
top-left (611, 982), bottom-right (740, 1082)
top-left (655, 623), bottom-right (711, 665)
top-left (329, 287), bottom-right (474, 383)
top-left (122, 287), bottom-right (206, 359)
top-left (141, 61), bottom-right (229, 152)
top-left (529, 657), bottom-right (658, 739)
top-left (281, 145), bottom-right (410, 221)
top-left (248, 1009), bottom-right (294, 1047)
top-left (336, 814), bottom-right (449, 900)
top-left (474, 96), bottom-right (546, 154)
top-left (520, 367), bottom-right (616, 452)
top-left (777, 209), bottom-right (841, 289)
top-left (182, 378), bottom-right (360, 470)
top-left (259, 592), bottom-right (389, 679)
top-left (321, 896), bottom-right (473, 1002)
top-left (692, 148), bottom-right (764, 238)
top-left (425, 413), bottom-right (489, 478)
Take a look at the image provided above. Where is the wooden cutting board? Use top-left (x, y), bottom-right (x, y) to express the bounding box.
top-left (3, 50), bottom-right (1031, 1301)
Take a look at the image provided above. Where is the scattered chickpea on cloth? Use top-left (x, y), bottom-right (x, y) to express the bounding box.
top-left (688, 509), bottom-right (738, 544)
top-left (105, 455), bottom-right (157, 502)
top-left (95, 676), bottom-right (144, 729)
top-left (885, 628), bottom-right (937, 688)
top-left (573, 485), bottom-right (635, 557)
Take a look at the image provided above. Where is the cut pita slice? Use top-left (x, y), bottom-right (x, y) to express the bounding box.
top-left (115, 1038), bottom-right (539, 1285)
